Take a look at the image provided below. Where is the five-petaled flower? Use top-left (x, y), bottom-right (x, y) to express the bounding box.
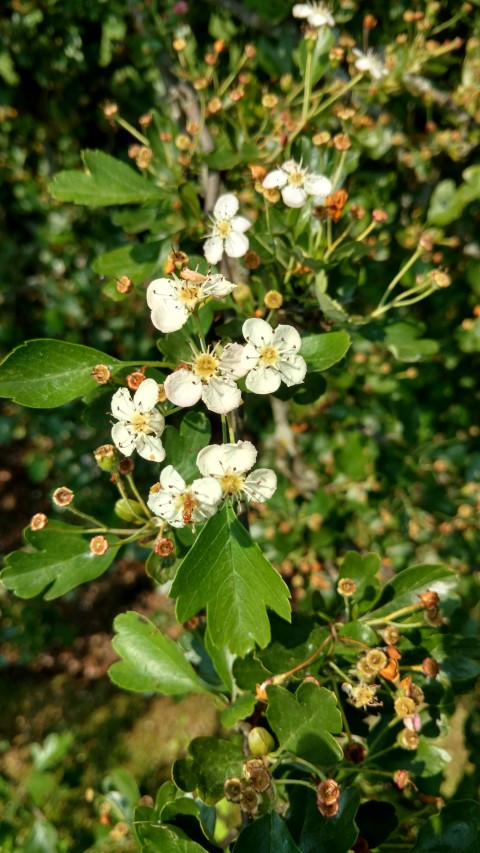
top-left (196, 440), bottom-right (277, 503)
top-left (262, 160), bottom-right (332, 209)
top-left (164, 343), bottom-right (246, 414)
top-left (292, 2), bottom-right (335, 27)
top-left (147, 465), bottom-right (222, 527)
top-left (352, 48), bottom-right (387, 81)
top-left (111, 378), bottom-right (165, 462)
top-left (147, 270), bottom-right (236, 333)
top-left (240, 318), bottom-right (307, 394)
top-left (204, 194), bottom-right (251, 264)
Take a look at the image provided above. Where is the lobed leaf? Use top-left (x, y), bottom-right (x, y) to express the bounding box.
top-left (49, 149), bottom-right (163, 206)
top-left (266, 682), bottom-right (343, 766)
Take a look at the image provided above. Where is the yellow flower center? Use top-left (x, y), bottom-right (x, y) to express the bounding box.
top-left (129, 412), bottom-right (151, 433)
top-left (259, 344), bottom-right (279, 366)
top-left (178, 282), bottom-right (201, 308)
top-left (288, 169), bottom-right (305, 187)
top-left (194, 353), bottom-right (219, 379)
top-left (220, 473), bottom-right (245, 495)
top-left (216, 220), bottom-right (232, 238)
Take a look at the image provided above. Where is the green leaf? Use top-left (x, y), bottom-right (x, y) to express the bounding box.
top-left (109, 612), bottom-right (213, 697)
top-left (363, 563), bottom-right (456, 622)
top-left (423, 636), bottom-right (480, 682)
top-left (136, 824), bottom-right (211, 853)
top-left (1, 524), bottom-right (120, 599)
top-left (301, 331), bottom-right (351, 372)
top-left (233, 812), bottom-right (302, 853)
top-left (287, 786), bottom-right (360, 853)
top-left (427, 166), bottom-right (480, 226)
top-left (171, 505), bottom-right (291, 657)
top-left (30, 733), bottom-right (74, 771)
top-left (162, 413), bottom-right (212, 483)
top-left (383, 322), bottom-right (439, 362)
top-left (266, 682), bottom-right (343, 766)
top-left (93, 241), bottom-right (163, 283)
top-left (220, 693), bottom-right (257, 727)
top-left (49, 149), bottom-right (163, 207)
top-left (172, 736), bottom-right (244, 804)
top-left (412, 800), bottom-right (480, 852)
top-left (23, 818), bottom-right (59, 853)
top-left (0, 339), bottom-right (122, 407)
top-left (338, 551), bottom-right (381, 610)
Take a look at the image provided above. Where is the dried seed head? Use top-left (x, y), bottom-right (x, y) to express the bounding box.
top-left (337, 577), bottom-right (357, 596)
top-left (224, 777), bottom-right (243, 802)
top-left (312, 131), bottom-right (331, 146)
top-left (244, 760), bottom-right (271, 793)
top-left (118, 458), bottom-right (135, 476)
top-left (244, 250), bottom-right (262, 270)
top-left (398, 728), bottom-right (419, 750)
top-left (365, 649), bottom-right (389, 672)
top-left (393, 769), bottom-right (414, 790)
top-left (422, 656), bottom-right (440, 677)
top-left (103, 101), bottom-right (118, 118)
top-left (154, 537), bottom-right (174, 557)
top-left (343, 741), bottom-right (366, 764)
top-left (382, 625), bottom-right (400, 645)
top-left (94, 444), bottom-right (118, 473)
top-left (139, 113), bottom-right (152, 127)
top-left (30, 513), bottom-right (48, 531)
top-left (90, 535), bottom-right (109, 556)
top-left (91, 364), bottom-right (111, 384)
top-left (239, 785), bottom-right (260, 814)
top-left (418, 589), bottom-right (440, 609)
top-left (350, 204), bottom-right (366, 220)
top-left (394, 696), bottom-right (416, 718)
top-left (206, 97), bottom-right (222, 114)
top-left (135, 147), bottom-right (153, 169)
top-left (126, 369), bottom-right (146, 391)
top-left (244, 44), bottom-right (256, 59)
top-left (262, 94), bottom-right (278, 109)
top-left (333, 132), bottom-right (351, 150)
top-left (52, 487), bottom-right (74, 507)
top-left (116, 275), bottom-right (133, 294)
top-left (172, 37), bottom-right (187, 51)
top-left (264, 290), bottom-right (283, 310)
top-left (316, 778), bottom-right (340, 806)
top-left (372, 208), bottom-right (388, 222)
top-left (175, 134), bottom-right (191, 151)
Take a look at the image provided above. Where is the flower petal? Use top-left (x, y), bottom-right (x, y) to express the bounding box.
top-left (220, 342), bottom-right (249, 378)
top-left (304, 174), bottom-right (332, 198)
top-left (146, 278), bottom-right (176, 308)
top-left (243, 468), bottom-right (277, 502)
top-left (281, 185), bottom-right (308, 208)
top-left (136, 434), bottom-right (166, 463)
top-left (191, 477), bottom-right (223, 506)
top-left (213, 193), bottom-right (239, 220)
top-left (272, 324), bottom-right (302, 353)
top-left (148, 410), bottom-right (166, 435)
top-left (133, 378), bottom-right (159, 412)
top-left (203, 274), bottom-right (236, 297)
top-left (164, 370), bottom-right (203, 408)
top-left (204, 236), bottom-right (224, 265)
top-left (262, 169), bottom-right (288, 189)
top-left (292, 4), bottom-right (312, 19)
top-left (150, 300), bottom-right (190, 333)
top-left (242, 317), bottom-right (274, 348)
top-left (160, 464), bottom-right (186, 492)
top-left (111, 387), bottom-right (134, 421)
top-left (224, 231), bottom-right (249, 259)
top-left (230, 215), bottom-right (251, 234)
top-left (111, 422), bottom-right (135, 456)
top-left (246, 366), bottom-right (282, 394)
top-left (197, 440), bottom-right (257, 476)
top-left (278, 354), bottom-right (307, 387)
top-left (202, 378), bottom-right (241, 414)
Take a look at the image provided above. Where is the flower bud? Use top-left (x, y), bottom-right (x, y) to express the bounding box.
top-left (247, 727), bottom-right (275, 756)
top-left (422, 656), bottom-right (440, 677)
top-left (90, 535), bottom-right (109, 556)
top-left (94, 444), bottom-right (118, 473)
top-left (114, 498), bottom-right (144, 522)
top-left (52, 487), bottom-right (74, 507)
top-left (30, 513), bottom-right (48, 530)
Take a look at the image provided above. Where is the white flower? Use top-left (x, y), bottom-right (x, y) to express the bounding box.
top-left (240, 318), bottom-right (307, 394)
top-left (262, 160), bottom-right (332, 208)
top-left (146, 270), bottom-right (236, 333)
top-left (292, 2), bottom-right (335, 27)
top-left (197, 440), bottom-right (277, 503)
top-left (352, 48), bottom-right (388, 81)
top-left (204, 194), bottom-right (251, 264)
top-left (164, 343), bottom-right (247, 415)
top-left (111, 378), bottom-right (165, 462)
top-left (147, 465), bottom-right (222, 528)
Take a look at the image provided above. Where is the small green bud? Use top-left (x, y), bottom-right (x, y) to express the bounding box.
top-left (114, 498), bottom-right (144, 522)
top-left (247, 727), bottom-right (275, 757)
top-left (94, 444), bottom-right (118, 473)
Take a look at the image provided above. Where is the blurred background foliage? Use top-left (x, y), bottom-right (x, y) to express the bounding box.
top-left (0, 0), bottom-right (479, 849)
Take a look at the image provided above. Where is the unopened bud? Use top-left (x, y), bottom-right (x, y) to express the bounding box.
top-left (372, 208), bottom-right (388, 222)
top-left (30, 513), bottom-right (48, 531)
top-left (264, 290), bottom-right (283, 310)
top-left (94, 444), bottom-right (118, 473)
top-left (114, 498), bottom-right (144, 522)
top-left (52, 487), bottom-right (74, 507)
top-left (247, 727), bottom-right (275, 756)
top-left (214, 38), bottom-right (226, 53)
top-left (90, 535), bottom-right (109, 556)
top-left (422, 656), bottom-right (440, 677)
top-left (91, 364), bottom-right (111, 384)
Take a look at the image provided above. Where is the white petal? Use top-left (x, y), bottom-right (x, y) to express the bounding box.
top-left (304, 174), bottom-right (332, 198)
top-left (224, 231), bottom-right (249, 259)
top-left (202, 274), bottom-right (236, 297)
top-left (243, 469), bottom-right (277, 502)
top-left (191, 477), bottom-right (223, 506)
top-left (277, 354), bottom-right (308, 387)
top-left (146, 278), bottom-right (176, 308)
top-left (112, 422), bottom-right (135, 456)
top-left (213, 193), bottom-right (239, 220)
top-left (111, 387), bottom-right (134, 421)
top-left (231, 215), bottom-right (251, 234)
top-left (308, 10), bottom-right (333, 26)
top-left (160, 464), bottom-right (186, 493)
top-left (202, 378), bottom-right (242, 414)
top-left (148, 491), bottom-right (184, 527)
top-left (292, 4), bottom-right (312, 19)
top-left (245, 365), bottom-right (282, 395)
top-left (281, 185), bottom-right (308, 208)
top-left (239, 343), bottom-right (260, 374)
top-left (220, 342), bottom-right (249, 378)
top-left (197, 441), bottom-right (257, 476)
top-left (150, 300), bottom-right (190, 333)
top-left (148, 410), bottom-right (166, 435)
top-left (164, 370), bottom-right (203, 408)
top-left (272, 324), bottom-right (302, 353)
top-left (204, 236), bottom-right (224, 265)
top-left (135, 434), bottom-right (166, 463)
top-left (133, 378), bottom-right (159, 412)
top-left (262, 169), bottom-right (288, 189)
top-left (242, 317), bottom-right (274, 348)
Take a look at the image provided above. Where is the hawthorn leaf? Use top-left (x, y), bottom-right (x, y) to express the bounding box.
top-left (1, 524), bottom-right (120, 599)
top-left (233, 812), bottom-right (302, 853)
top-left (135, 825), bottom-right (211, 853)
top-left (172, 736), bottom-right (244, 804)
top-left (266, 682), bottom-right (343, 766)
top-left (171, 505), bottom-right (291, 657)
top-left (49, 149), bottom-right (163, 206)
top-left (338, 550), bottom-right (381, 610)
top-left (287, 786), bottom-right (360, 853)
top-left (0, 339), bottom-right (122, 407)
top-left (412, 800), bottom-right (480, 852)
top-left (362, 563), bottom-right (456, 621)
top-left (109, 612), bottom-right (214, 697)
top-left (93, 241), bottom-right (164, 283)
top-left (162, 412), bottom-right (212, 482)
top-left (301, 331), bottom-right (351, 372)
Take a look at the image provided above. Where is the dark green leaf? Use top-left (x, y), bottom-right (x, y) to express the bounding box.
top-left (172, 736), bottom-right (244, 804)
top-left (363, 563), bottom-right (456, 622)
top-left (171, 505), bottom-right (291, 657)
top-left (338, 551), bottom-right (381, 609)
top-left (0, 339), bottom-right (122, 407)
top-left (412, 800), bottom-right (480, 852)
top-left (162, 413), bottom-right (212, 483)
top-left (49, 149), bottom-right (163, 206)
top-left (233, 811), bottom-right (302, 853)
top-left (93, 241), bottom-right (164, 282)
top-left (109, 612), bottom-right (214, 697)
top-left (266, 682), bottom-right (343, 766)
top-left (220, 693), bottom-right (256, 727)
top-left (301, 332), bottom-right (351, 372)
top-left (287, 786), bottom-right (360, 853)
